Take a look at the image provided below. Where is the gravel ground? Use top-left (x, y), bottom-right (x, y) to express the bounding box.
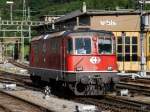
top-left (0, 62), bottom-right (98, 112)
top-left (0, 86), bottom-right (91, 112)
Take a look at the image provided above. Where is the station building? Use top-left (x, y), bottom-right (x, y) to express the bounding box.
top-left (38, 9), bottom-right (150, 72)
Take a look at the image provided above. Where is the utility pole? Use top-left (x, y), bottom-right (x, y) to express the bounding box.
top-left (23, 0), bottom-right (27, 21)
top-left (139, 0), bottom-right (146, 77)
top-left (22, 0), bottom-right (26, 61)
top-left (121, 31), bottom-right (126, 73)
top-left (139, 0), bottom-right (150, 77)
top-left (27, 7), bottom-right (30, 21)
top-left (6, 1), bottom-right (14, 21)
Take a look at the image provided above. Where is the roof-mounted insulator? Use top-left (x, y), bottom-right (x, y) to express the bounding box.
top-left (73, 25), bottom-right (90, 31)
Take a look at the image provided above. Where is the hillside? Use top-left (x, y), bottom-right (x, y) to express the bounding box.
top-left (29, 0), bottom-right (137, 18)
top-left (0, 0), bottom-right (148, 20)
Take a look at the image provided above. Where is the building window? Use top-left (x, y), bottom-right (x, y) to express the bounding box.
top-left (117, 53), bottom-right (123, 61)
top-left (117, 37), bottom-right (122, 44)
top-left (117, 36), bottom-right (123, 61)
top-left (125, 36), bottom-right (130, 44)
top-left (149, 37), bottom-right (150, 53)
top-left (79, 16), bottom-right (90, 26)
top-left (116, 36), bottom-right (138, 62)
top-left (132, 36), bottom-right (138, 61)
top-left (117, 45), bottom-right (122, 53)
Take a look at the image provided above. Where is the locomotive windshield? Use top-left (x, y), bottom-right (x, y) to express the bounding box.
top-left (98, 34), bottom-right (113, 54)
top-left (75, 38), bottom-right (91, 54)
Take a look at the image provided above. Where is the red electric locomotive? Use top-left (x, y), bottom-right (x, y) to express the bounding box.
top-left (29, 29), bottom-right (118, 95)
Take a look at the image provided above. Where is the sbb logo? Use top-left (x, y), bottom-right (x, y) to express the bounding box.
top-left (90, 57), bottom-right (101, 64)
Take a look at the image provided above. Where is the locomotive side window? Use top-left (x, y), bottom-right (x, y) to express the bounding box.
top-left (32, 44), bottom-right (39, 64)
top-left (67, 38), bottom-right (73, 54)
top-left (75, 38), bottom-right (91, 54)
top-left (98, 36), bottom-right (112, 54)
top-left (50, 38), bottom-right (60, 53)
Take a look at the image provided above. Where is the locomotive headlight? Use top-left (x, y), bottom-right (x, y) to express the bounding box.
top-left (76, 66), bottom-right (83, 71)
top-left (107, 66), bottom-right (113, 71)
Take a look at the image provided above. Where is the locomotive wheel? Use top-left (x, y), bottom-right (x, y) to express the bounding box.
top-left (74, 82), bottom-right (86, 95)
top-left (31, 76), bottom-right (41, 86)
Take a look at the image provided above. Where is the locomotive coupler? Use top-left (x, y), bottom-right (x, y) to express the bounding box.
top-left (83, 76), bottom-right (104, 95)
top-left (80, 75), bottom-right (102, 85)
top-left (89, 75), bottom-right (103, 85)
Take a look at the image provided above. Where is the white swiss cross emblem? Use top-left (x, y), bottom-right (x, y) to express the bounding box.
top-left (90, 57), bottom-right (101, 64)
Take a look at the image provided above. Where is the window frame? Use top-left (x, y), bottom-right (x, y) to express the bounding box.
top-left (66, 38), bottom-right (73, 54)
top-left (116, 36), bottom-right (138, 62)
top-left (74, 37), bottom-right (92, 55)
top-left (68, 36), bottom-right (92, 55)
top-left (117, 36), bottom-right (124, 61)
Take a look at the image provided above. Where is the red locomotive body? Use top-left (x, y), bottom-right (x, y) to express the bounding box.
top-left (29, 29), bottom-right (118, 95)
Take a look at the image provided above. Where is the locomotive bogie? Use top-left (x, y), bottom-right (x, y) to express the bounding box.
top-left (29, 67), bottom-right (118, 95)
top-left (67, 72), bottom-right (118, 95)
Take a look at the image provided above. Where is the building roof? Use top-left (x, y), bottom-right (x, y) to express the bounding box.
top-left (55, 9), bottom-right (147, 23)
top-left (41, 15), bottom-right (64, 17)
top-left (55, 10), bottom-right (83, 23)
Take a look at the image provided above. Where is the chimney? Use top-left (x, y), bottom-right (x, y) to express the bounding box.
top-left (82, 2), bottom-right (86, 13)
top-left (51, 19), bottom-right (55, 30)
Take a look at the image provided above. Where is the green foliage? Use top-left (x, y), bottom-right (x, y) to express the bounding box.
top-left (24, 45), bottom-right (29, 59)
top-left (35, 0), bottom-right (138, 16)
top-left (0, 0), bottom-right (149, 20)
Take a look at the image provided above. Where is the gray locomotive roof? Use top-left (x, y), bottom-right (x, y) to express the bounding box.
top-left (31, 29), bottom-right (113, 42)
top-left (31, 31), bottom-right (66, 41)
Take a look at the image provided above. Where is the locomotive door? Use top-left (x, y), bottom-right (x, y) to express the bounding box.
top-left (60, 38), bottom-right (66, 79)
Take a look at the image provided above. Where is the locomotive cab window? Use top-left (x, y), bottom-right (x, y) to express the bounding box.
top-left (67, 38), bottom-right (73, 54)
top-left (75, 38), bottom-right (91, 54)
top-left (98, 36), bottom-right (112, 54)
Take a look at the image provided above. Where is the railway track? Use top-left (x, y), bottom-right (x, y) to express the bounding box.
top-left (1, 70), bottom-right (149, 112)
top-left (116, 82), bottom-right (150, 96)
top-left (0, 64), bottom-right (51, 112)
top-left (0, 70), bottom-right (42, 93)
top-left (1, 62), bottom-right (150, 112)
top-left (0, 91), bottom-right (50, 112)
top-left (120, 77), bottom-right (150, 84)
top-left (9, 60), bottom-right (29, 69)
top-left (77, 77), bottom-right (150, 112)
top-left (0, 71), bottom-right (87, 112)
top-left (10, 61), bottom-right (150, 95)
top-left (76, 95), bottom-right (150, 112)
top-left (0, 70), bottom-right (30, 81)
top-left (117, 77), bottom-right (150, 96)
